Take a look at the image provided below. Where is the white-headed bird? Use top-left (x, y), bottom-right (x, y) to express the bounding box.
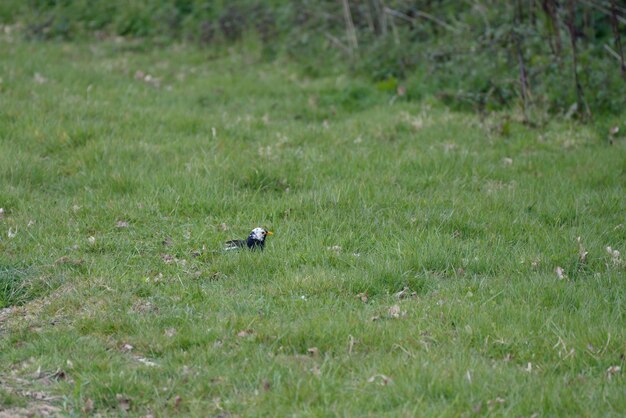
top-left (224, 227), bottom-right (273, 251)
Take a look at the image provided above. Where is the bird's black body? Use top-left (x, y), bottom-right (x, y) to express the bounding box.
top-left (225, 236), bottom-right (265, 250)
top-left (224, 227), bottom-right (272, 251)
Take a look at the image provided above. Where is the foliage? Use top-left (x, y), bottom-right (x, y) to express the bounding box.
top-left (1, 0), bottom-right (624, 116)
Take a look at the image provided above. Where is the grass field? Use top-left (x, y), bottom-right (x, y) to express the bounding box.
top-left (1, 36), bottom-right (625, 417)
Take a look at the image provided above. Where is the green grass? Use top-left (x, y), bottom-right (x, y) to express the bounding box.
top-left (0, 37), bottom-right (625, 417)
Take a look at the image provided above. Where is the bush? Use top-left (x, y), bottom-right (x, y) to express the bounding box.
top-left (2, 0), bottom-right (624, 116)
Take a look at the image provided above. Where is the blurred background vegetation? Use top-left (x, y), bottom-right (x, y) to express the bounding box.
top-left (1, 0), bottom-right (625, 119)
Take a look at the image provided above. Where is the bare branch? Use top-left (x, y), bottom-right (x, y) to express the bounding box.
top-left (578, 0), bottom-right (626, 25)
top-left (341, 0), bottom-right (359, 55)
top-left (514, 0), bottom-right (531, 121)
top-left (566, 0), bottom-right (592, 119)
top-left (604, 43), bottom-right (622, 60)
top-left (609, 0), bottom-right (626, 78)
top-left (324, 32), bottom-right (351, 55)
top-left (383, 7), bottom-right (460, 34)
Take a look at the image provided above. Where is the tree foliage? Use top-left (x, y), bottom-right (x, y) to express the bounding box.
top-left (1, 0), bottom-right (624, 116)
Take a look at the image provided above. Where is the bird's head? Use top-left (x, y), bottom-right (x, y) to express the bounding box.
top-left (249, 227), bottom-right (273, 243)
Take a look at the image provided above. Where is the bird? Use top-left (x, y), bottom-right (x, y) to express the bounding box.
top-left (224, 227), bottom-right (273, 251)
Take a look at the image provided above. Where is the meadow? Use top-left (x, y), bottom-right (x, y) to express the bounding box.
top-left (0, 36), bottom-right (625, 416)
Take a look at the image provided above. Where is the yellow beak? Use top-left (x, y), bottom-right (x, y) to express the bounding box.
top-left (266, 231), bottom-right (273, 236)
